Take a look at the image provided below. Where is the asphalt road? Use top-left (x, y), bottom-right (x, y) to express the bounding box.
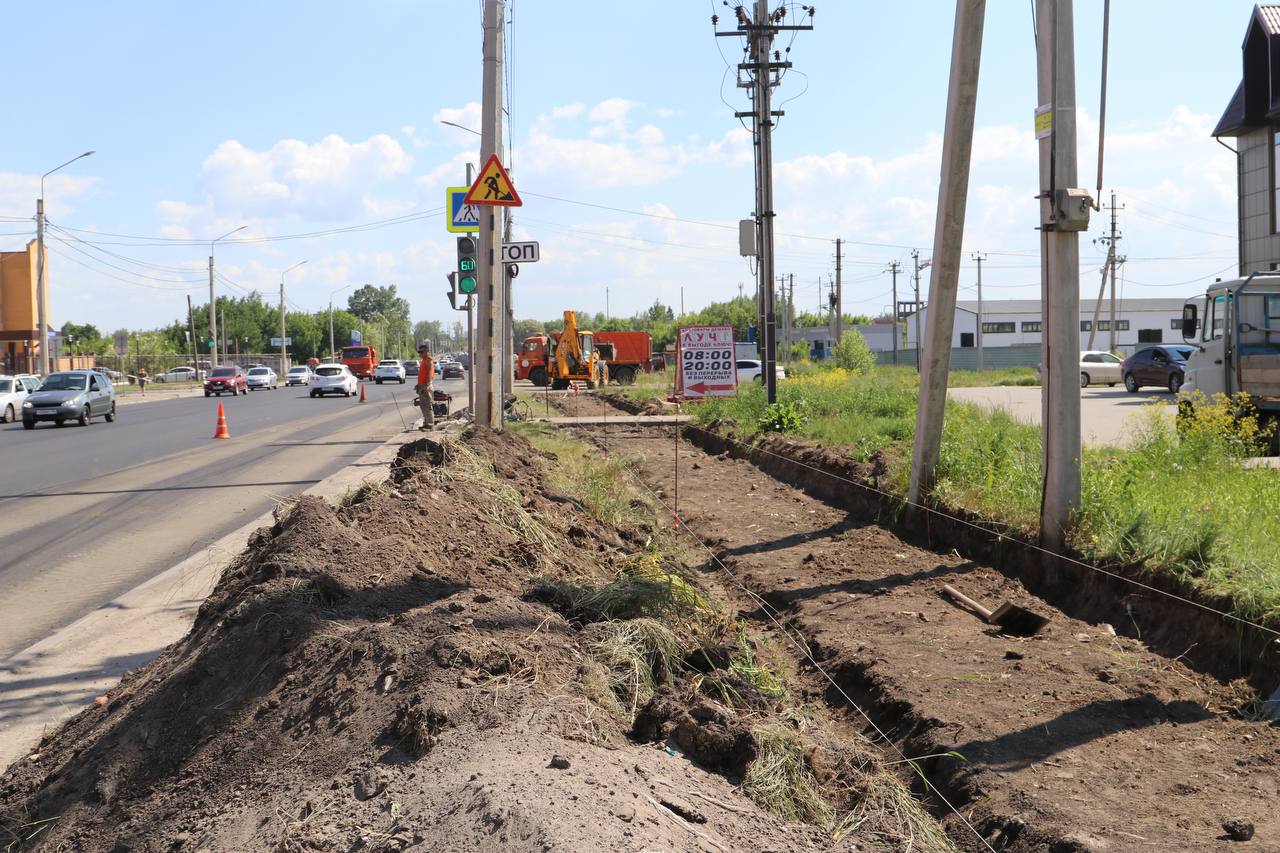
top-left (948, 385), bottom-right (1176, 447)
top-left (0, 375), bottom-right (465, 660)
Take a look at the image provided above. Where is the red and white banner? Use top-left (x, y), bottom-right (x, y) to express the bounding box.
top-left (677, 325), bottom-right (737, 399)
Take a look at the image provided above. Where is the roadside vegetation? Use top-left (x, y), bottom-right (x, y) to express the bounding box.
top-left (693, 368), bottom-right (1280, 629)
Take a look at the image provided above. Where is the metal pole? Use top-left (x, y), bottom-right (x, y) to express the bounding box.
top-left (908, 0), bottom-right (986, 506)
top-left (890, 262), bottom-right (900, 366)
top-left (36, 199), bottom-right (46, 376)
top-left (209, 252), bottom-right (218, 366)
top-left (476, 0), bottom-right (505, 429)
top-left (187, 294), bottom-right (198, 377)
top-left (503, 207), bottom-right (514, 399)
top-left (911, 251), bottom-right (928, 372)
top-left (834, 238), bottom-right (843, 345)
top-left (1108, 189), bottom-right (1119, 352)
top-left (280, 277), bottom-right (287, 372)
top-left (974, 251), bottom-right (986, 370)
top-left (467, 297), bottom-right (476, 412)
top-left (329, 301), bottom-right (335, 360)
top-left (1036, 0), bottom-right (1083, 557)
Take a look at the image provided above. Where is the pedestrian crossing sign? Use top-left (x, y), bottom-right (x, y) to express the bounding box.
top-left (447, 187), bottom-right (481, 233)
top-left (463, 154), bottom-right (522, 207)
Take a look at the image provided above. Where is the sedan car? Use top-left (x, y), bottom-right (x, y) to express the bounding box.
top-left (310, 364), bottom-right (358, 397)
top-left (205, 366), bottom-right (248, 397)
top-left (735, 359), bottom-right (786, 385)
top-left (374, 359), bottom-right (407, 385)
top-left (155, 366), bottom-right (201, 383)
top-left (246, 366), bottom-right (278, 390)
top-left (401, 360), bottom-right (420, 377)
top-left (1122, 345), bottom-right (1195, 393)
top-left (0, 375), bottom-right (31, 423)
top-left (440, 361), bottom-right (465, 380)
top-left (1078, 351), bottom-right (1123, 388)
top-left (285, 365), bottom-right (312, 386)
top-left (21, 370), bottom-right (117, 428)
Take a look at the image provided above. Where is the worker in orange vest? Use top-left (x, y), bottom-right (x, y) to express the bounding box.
top-left (415, 343), bottom-right (435, 429)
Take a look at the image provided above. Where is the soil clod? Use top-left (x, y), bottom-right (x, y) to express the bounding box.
top-left (1223, 818), bottom-right (1256, 842)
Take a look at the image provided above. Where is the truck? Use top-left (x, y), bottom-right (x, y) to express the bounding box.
top-left (1180, 272), bottom-right (1280, 447)
top-left (340, 344), bottom-right (378, 379)
top-left (516, 328), bottom-right (652, 387)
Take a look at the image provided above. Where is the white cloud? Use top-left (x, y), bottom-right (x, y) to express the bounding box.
top-left (550, 103), bottom-right (585, 121)
top-left (0, 172), bottom-right (97, 222)
top-left (588, 98), bottom-right (638, 123)
top-left (433, 102), bottom-right (482, 143)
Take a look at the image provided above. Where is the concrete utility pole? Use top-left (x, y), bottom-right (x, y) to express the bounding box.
top-left (1036, 0), bottom-right (1086, 557)
top-left (972, 251), bottom-right (987, 371)
top-left (37, 151), bottom-right (95, 376)
top-left (788, 273), bottom-right (795, 357)
top-left (908, 0), bottom-right (986, 507)
top-left (887, 261), bottom-right (902, 366)
top-left (280, 261), bottom-right (306, 372)
top-left (834, 238), bottom-right (843, 345)
top-left (911, 250), bottom-right (931, 371)
top-left (717, 1), bottom-right (812, 403)
top-left (209, 225), bottom-right (246, 366)
top-left (475, 0), bottom-right (506, 428)
top-left (187, 294), bottom-right (198, 374)
top-left (1087, 192), bottom-right (1124, 352)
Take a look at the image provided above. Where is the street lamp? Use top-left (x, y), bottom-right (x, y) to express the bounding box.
top-left (280, 261), bottom-right (307, 372)
top-left (329, 283), bottom-right (355, 361)
top-left (438, 119), bottom-right (481, 136)
top-left (36, 150), bottom-right (94, 376)
top-left (209, 225), bottom-right (247, 365)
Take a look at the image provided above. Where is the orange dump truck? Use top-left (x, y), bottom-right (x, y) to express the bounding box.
top-left (516, 330), bottom-right (652, 386)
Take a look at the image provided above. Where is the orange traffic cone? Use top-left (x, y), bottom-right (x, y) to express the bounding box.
top-left (359, 381), bottom-right (367, 403)
top-left (213, 402), bottom-right (231, 439)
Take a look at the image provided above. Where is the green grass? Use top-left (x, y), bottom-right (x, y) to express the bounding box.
top-left (691, 368), bottom-right (1280, 630)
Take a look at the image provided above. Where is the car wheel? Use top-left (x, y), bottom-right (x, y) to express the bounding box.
top-left (105, 403), bottom-right (116, 423)
top-left (1080, 372), bottom-right (1090, 389)
top-left (55, 419), bottom-right (65, 428)
top-left (1108, 382), bottom-right (1116, 387)
top-left (754, 375), bottom-right (763, 383)
top-left (22, 419), bottom-right (34, 430)
top-left (400, 378), bottom-right (406, 384)
top-left (310, 391), bottom-right (317, 398)
top-left (205, 391), bottom-right (211, 397)
top-left (1168, 373), bottom-right (1183, 394)
top-left (1124, 373), bottom-right (1138, 393)
top-left (78, 406), bottom-right (92, 427)
top-left (2, 404), bottom-right (12, 423)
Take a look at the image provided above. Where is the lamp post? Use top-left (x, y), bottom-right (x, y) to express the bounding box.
top-left (209, 225), bottom-right (247, 365)
top-left (37, 150), bottom-right (95, 376)
top-left (329, 283), bottom-right (355, 361)
top-left (280, 260), bottom-right (307, 372)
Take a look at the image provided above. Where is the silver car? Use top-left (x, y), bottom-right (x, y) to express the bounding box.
top-left (246, 366), bottom-right (278, 390)
top-left (21, 370), bottom-right (117, 429)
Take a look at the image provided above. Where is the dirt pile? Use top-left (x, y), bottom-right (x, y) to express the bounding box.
top-left (1, 429), bottom-right (873, 852)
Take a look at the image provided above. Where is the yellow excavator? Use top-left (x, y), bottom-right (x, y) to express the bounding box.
top-left (549, 310), bottom-right (609, 389)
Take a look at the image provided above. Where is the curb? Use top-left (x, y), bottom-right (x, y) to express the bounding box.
top-left (0, 430), bottom-right (412, 771)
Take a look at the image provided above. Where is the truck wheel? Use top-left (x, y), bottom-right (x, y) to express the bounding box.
top-left (614, 366), bottom-right (636, 385)
top-left (1168, 373), bottom-right (1183, 394)
top-left (551, 378), bottom-right (568, 390)
top-left (530, 367), bottom-right (547, 387)
top-left (1124, 373), bottom-right (1138, 393)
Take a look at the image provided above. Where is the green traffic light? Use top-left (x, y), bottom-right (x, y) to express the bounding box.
top-left (459, 275), bottom-right (477, 294)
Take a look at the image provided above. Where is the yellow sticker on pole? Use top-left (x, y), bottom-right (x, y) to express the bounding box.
top-left (1034, 104), bottom-right (1052, 140)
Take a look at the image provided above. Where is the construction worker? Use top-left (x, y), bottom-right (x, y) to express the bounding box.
top-left (415, 343), bottom-right (435, 430)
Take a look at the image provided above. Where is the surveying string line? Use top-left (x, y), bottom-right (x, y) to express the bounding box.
top-left (679, 422), bottom-right (1280, 643)
top-left (612, 446), bottom-right (1000, 853)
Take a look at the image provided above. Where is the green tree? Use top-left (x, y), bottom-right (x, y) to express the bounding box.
top-left (348, 284), bottom-right (411, 325)
top-left (833, 329), bottom-right (875, 374)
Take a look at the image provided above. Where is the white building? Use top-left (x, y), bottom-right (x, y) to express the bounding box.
top-left (902, 297), bottom-right (1197, 356)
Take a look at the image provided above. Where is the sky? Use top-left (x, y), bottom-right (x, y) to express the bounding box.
top-left (0, 1), bottom-right (1259, 334)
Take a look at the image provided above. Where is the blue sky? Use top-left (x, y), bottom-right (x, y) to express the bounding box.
top-left (0, 1), bottom-right (1258, 332)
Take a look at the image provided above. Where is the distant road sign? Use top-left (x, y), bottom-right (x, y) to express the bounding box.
top-left (351, 330), bottom-right (362, 345)
top-left (677, 325), bottom-right (737, 399)
top-left (447, 186), bottom-right (480, 233)
top-left (502, 241), bottom-right (540, 263)
top-left (270, 337), bottom-right (292, 347)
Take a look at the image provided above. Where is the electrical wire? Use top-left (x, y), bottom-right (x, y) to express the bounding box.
top-left (44, 245), bottom-right (200, 293)
top-left (47, 234), bottom-right (205, 285)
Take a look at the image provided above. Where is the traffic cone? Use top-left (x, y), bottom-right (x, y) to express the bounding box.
top-left (213, 402), bottom-right (231, 439)
top-left (359, 381), bottom-right (367, 403)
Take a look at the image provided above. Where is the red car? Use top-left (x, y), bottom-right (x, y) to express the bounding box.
top-left (204, 365), bottom-right (248, 397)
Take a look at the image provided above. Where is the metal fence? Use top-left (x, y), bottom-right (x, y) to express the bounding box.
top-left (874, 343), bottom-right (1043, 371)
top-left (92, 353), bottom-right (290, 383)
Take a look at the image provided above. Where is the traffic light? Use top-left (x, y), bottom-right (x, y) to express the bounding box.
top-left (456, 236), bottom-right (478, 295)
top-left (446, 272), bottom-right (460, 311)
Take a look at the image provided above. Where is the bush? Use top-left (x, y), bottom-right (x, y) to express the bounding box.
top-left (757, 401), bottom-right (805, 433)
top-left (832, 329), bottom-right (874, 374)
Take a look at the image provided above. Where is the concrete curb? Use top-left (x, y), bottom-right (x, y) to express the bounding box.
top-left (0, 430), bottom-right (412, 771)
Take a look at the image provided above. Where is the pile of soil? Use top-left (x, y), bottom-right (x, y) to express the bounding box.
top-left (0, 430), bottom-right (835, 852)
top-left (590, 418), bottom-right (1280, 851)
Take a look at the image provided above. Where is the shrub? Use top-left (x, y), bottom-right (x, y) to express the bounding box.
top-left (833, 329), bottom-right (875, 375)
top-left (758, 401), bottom-right (805, 433)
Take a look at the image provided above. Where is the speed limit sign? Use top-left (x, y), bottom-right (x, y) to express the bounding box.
top-left (677, 325), bottom-right (737, 399)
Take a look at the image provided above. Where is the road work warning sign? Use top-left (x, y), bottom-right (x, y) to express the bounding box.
top-left (463, 154), bottom-right (522, 207)
top-left (677, 325), bottom-right (737, 399)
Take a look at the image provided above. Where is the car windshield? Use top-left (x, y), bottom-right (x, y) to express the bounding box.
top-left (40, 373), bottom-right (87, 391)
top-left (248, 368), bottom-right (269, 375)
top-left (1169, 347), bottom-right (1194, 363)
top-left (378, 360), bottom-right (399, 366)
top-left (316, 366), bottom-right (342, 376)
top-left (211, 368), bottom-right (236, 377)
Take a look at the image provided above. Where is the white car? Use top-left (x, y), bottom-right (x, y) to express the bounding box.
top-left (310, 364), bottom-right (358, 397)
top-left (735, 359), bottom-right (786, 385)
top-left (155, 366), bottom-right (202, 383)
top-left (0, 375), bottom-right (33, 423)
top-left (1079, 350), bottom-right (1123, 388)
top-left (285, 365), bottom-right (313, 386)
top-left (374, 359), bottom-right (407, 385)
top-left (246, 366), bottom-right (278, 390)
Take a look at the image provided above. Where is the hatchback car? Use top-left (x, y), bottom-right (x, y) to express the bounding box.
top-left (205, 366), bottom-right (248, 397)
top-left (285, 365), bottom-right (313, 386)
top-left (310, 364), bottom-right (358, 397)
top-left (21, 370), bottom-right (117, 428)
top-left (401, 360), bottom-right (420, 377)
top-left (1122, 345), bottom-right (1195, 393)
top-left (440, 361), bottom-right (465, 380)
top-left (246, 366), bottom-right (278, 390)
top-left (1078, 350), bottom-right (1123, 388)
top-left (735, 359), bottom-right (786, 384)
top-left (0, 375), bottom-right (31, 423)
top-left (374, 359), bottom-right (407, 385)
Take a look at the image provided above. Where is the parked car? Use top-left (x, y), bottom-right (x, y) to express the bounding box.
top-left (441, 361), bottom-right (465, 380)
top-left (1078, 351), bottom-right (1123, 388)
top-left (21, 370), bottom-right (117, 428)
top-left (1121, 345), bottom-right (1195, 393)
top-left (0, 375), bottom-right (31, 423)
top-left (155, 366), bottom-right (201, 383)
top-left (205, 366), bottom-right (248, 397)
top-left (246, 366), bottom-right (278, 390)
top-left (374, 359), bottom-right (407, 385)
top-left (735, 359), bottom-right (786, 385)
top-left (285, 365), bottom-right (313, 386)
top-left (310, 364), bottom-right (358, 397)
top-left (401, 360), bottom-right (421, 378)
top-left (93, 368), bottom-right (124, 384)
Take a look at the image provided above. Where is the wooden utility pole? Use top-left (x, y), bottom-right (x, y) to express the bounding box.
top-left (907, 0), bottom-right (986, 506)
